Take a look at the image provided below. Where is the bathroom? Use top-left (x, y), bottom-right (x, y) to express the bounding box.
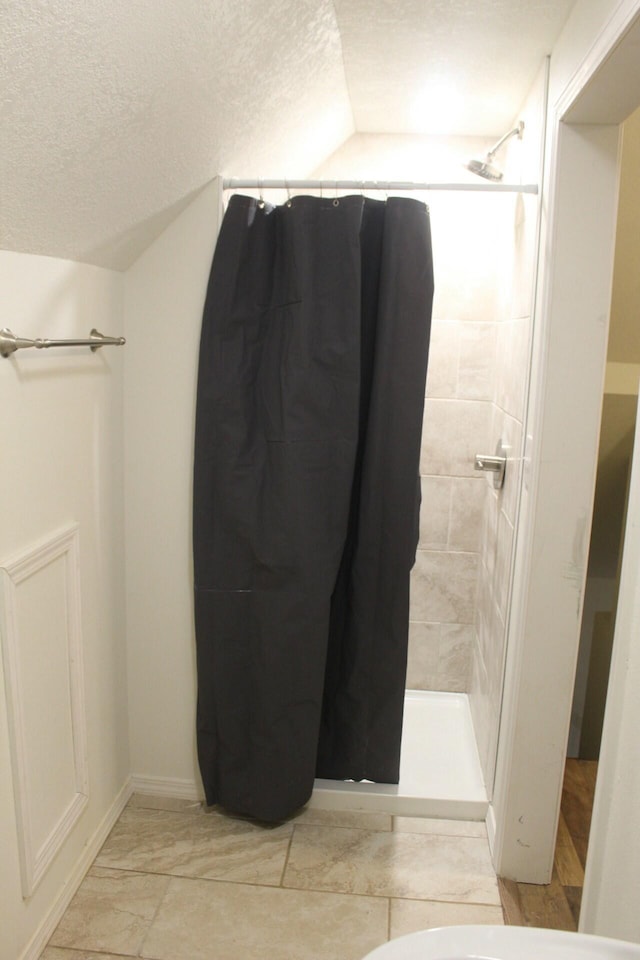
top-left (1, 1), bottom-right (640, 958)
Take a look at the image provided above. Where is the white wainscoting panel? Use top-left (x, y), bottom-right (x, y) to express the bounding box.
top-left (0, 525), bottom-right (88, 897)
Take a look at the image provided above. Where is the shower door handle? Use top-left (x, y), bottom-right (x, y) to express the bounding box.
top-left (474, 440), bottom-right (507, 489)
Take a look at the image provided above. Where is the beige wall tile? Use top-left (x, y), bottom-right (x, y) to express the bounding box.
top-left (493, 509), bottom-right (515, 620)
top-left (468, 653), bottom-right (492, 793)
top-left (425, 321), bottom-right (460, 398)
top-left (478, 598), bottom-right (506, 704)
top-left (406, 621), bottom-right (440, 689)
top-left (469, 644), bottom-right (503, 794)
top-left (141, 877), bottom-right (389, 960)
top-left (390, 898), bottom-right (504, 939)
top-left (480, 487), bottom-right (500, 584)
top-left (419, 476), bottom-right (452, 549)
top-left (448, 478), bottom-right (486, 552)
top-left (49, 867), bottom-right (170, 956)
top-left (457, 323), bottom-right (498, 401)
top-left (496, 411), bottom-right (523, 526)
top-left (410, 551), bottom-right (478, 624)
top-left (474, 571), bottom-right (493, 669)
top-left (511, 197), bottom-right (538, 320)
top-left (437, 623), bottom-right (473, 691)
top-left (430, 192), bottom-right (504, 323)
top-left (495, 318), bottom-right (530, 421)
top-left (420, 399), bottom-right (491, 478)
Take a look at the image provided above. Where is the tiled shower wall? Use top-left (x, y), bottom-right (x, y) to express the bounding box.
top-left (468, 65), bottom-right (546, 788)
top-left (315, 115), bottom-right (542, 704)
top-left (315, 134), bottom-right (513, 694)
top-left (408, 318), bottom-right (493, 691)
top-left (406, 182), bottom-right (513, 693)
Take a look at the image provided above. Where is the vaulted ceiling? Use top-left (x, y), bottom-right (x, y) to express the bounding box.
top-left (0, 0), bottom-right (574, 270)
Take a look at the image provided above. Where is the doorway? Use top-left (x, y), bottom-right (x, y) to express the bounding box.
top-left (491, 0), bottom-right (640, 913)
top-left (569, 104), bottom-right (640, 764)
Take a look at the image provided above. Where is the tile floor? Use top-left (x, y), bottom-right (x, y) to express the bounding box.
top-left (41, 795), bottom-right (504, 960)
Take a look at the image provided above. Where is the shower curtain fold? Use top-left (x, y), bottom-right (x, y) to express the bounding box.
top-left (193, 193), bottom-right (433, 822)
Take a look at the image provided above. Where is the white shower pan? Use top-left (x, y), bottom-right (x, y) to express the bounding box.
top-left (310, 690), bottom-right (488, 820)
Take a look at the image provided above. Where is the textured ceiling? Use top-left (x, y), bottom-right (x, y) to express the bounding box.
top-left (335, 0), bottom-right (573, 135)
top-left (0, 0), bottom-right (574, 270)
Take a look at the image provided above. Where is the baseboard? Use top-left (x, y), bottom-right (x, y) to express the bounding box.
top-left (130, 774), bottom-right (202, 801)
top-left (19, 777), bottom-right (133, 960)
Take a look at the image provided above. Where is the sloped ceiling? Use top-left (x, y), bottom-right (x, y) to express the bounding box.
top-left (0, 0), bottom-right (573, 270)
top-left (335, 0), bottom-right (572, 135)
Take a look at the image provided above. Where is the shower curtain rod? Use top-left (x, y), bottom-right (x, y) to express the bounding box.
top-left (223, 178), bottom-right (538, 195)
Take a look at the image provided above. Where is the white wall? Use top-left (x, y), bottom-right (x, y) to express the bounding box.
top-left (0, 252), bottom-right (128, 960)
top-left (123, 180), bottom-right (221, 791)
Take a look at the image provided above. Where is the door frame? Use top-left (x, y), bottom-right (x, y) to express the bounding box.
top-left (490, 0), bottom-right (640, 884)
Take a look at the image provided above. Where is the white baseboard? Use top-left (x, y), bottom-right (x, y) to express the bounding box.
top-left (20, 778), bottom-right (133, 960)
top-left (130, 774), bottom-right (202, 801)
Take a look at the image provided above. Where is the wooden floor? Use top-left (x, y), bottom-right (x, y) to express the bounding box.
top-left (499, 758), bottom-right (598, 931)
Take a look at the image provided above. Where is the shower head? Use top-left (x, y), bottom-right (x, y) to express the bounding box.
top-left (465, 157), bottom-right (504, 182)
top-left (465, 121), bottom-right (525, 182)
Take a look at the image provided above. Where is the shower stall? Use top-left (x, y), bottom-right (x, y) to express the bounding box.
top-left (122, 71), bottom-right (546, 826)
top-left (217, 166), bottom-right (541, 822)
top-left (300, 99), bottom-right (544, 822)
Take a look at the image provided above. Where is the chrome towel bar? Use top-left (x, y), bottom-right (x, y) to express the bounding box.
top-left (0, 328), bottom-right (126, 358)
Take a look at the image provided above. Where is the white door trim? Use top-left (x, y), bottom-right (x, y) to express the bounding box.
top-left (490, 0), bottom-right (640, 883)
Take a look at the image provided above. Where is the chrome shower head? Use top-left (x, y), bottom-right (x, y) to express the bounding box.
top-left (465, 121), bottom-right (525, 182)
top-left (465, 157), bottom-right (504, 181)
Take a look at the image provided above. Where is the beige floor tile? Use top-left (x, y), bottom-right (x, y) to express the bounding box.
top-left (390, 897), bottom-right (504, 939)
top-left (95, 806), bottom-right (292, 885)
top-left (48, 867), bottom-right (170, 955)
top-left (42, 950), bottom-right (135, 960)
top-left (393, 817), bottom-right (487, 838)
top-left (284, 824), bottom-right (500, 904)
top-left (291, 807), bottom-right (392, 831)
top-left (141, 876), bottom-right (389, 960)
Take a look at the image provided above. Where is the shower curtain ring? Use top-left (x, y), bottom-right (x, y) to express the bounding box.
top-left (285, 179), bottom-right (292, 207)
top-left (258, 179), bottom-right (265, 209)
top-left (333, 180), bottom-right (339, 206)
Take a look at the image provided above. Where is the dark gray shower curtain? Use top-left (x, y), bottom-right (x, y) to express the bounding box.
top-left (193, 193), bottom-right (433, 822)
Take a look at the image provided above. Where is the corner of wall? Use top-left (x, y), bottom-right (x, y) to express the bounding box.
top-left (122, 178), bottom-right (223, 785)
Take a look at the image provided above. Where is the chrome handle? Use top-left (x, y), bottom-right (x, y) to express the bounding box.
top-left (475, 440), bottom-right (507, 489)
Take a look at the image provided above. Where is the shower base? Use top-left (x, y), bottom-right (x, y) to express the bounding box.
top-left (310, 690), bottom-right (488, 820)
